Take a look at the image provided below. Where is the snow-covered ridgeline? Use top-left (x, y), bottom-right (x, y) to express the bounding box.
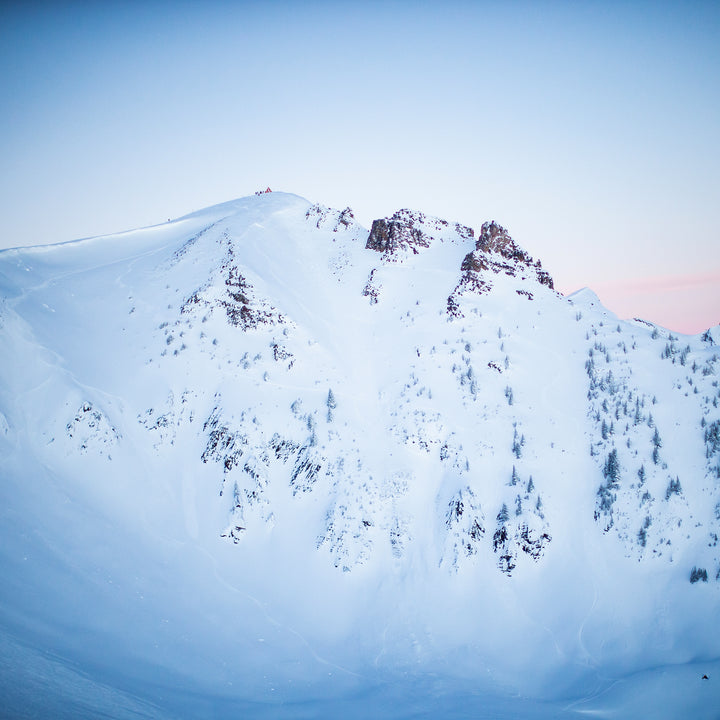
top-left (1, 191), bottom-right (719, 717)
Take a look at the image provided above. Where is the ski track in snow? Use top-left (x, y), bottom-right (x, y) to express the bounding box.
top-left (192, 542), bottom-right (363, 680)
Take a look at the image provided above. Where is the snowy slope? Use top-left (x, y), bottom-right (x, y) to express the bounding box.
top-left (1, 191), bottom-right (719, 718)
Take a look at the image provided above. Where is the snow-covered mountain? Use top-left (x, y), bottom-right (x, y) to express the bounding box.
top-left (1, 191), bottom-right (719, 718)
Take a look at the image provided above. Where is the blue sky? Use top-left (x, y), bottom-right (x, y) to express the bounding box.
top-left (1, 1), bottom-right (718, 332)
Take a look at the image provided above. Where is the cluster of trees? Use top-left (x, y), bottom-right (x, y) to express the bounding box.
top-left (596, 449), bottom-right (620, 521)
top-left (652, 427), bottom-right (662, 465)
top-left (512, 426), bottom-right (525, 458)
top-left (665, 477), bottom-right (682, 499)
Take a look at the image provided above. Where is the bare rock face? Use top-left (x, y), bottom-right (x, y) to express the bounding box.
top-left (366, 212), bottom-right (431, 258)
top-left (476, 221), bottom-right (518, 256)
top-left (443, 487), bottom-right (486, 569)
top-left (222, 266), bottom-right (279, 330)
top-left (364, 209), bottom-right (476, 304)
top-left (362, 268), bottom-right (380, 305)
top-left (475, 221), bottom-right (554, 289)
top-left (366, 209), bottom-right (473, 261)
top-left (447, 221), bottom-right (554, 317)
top-left (179, 233), bottom-right (284, 333)
top-left (305, 203), bottom-right (357, 232)
top-left (66, 401), bottom-right (120, 455)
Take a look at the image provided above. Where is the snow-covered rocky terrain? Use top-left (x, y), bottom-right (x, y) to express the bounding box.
top-left (1, 191), bottom-right (719, 718)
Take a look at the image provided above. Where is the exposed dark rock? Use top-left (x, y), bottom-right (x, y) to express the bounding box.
top-left (447, 221), bottom-right (554, 316)
top-left (271, 342), bottom-right (294, 367)
top-left (475, 221), bottom-right (553, 289)
top-left (365, 208), bottom-right (472, 261)
top-left (290, 446), bottom-right (323, 494)
top-left (443, 486), bottom-right (487, 569)
top-left (66, 401), bottom-right (120, 453)
top-left (337, 207), bottom-right (354, 229)
top-left (477, 221), bottom-right (520, 256)
top-left (220, 525), bottom-right (246, 543)
top-left (201, 408), bottom-right (247, 474)
top-left (447, 498), bottom-right (464, 524)
top-left (366, 212), bottom-right (431, 258)
top-left (270, 433), bottom-right (299, 462)
top-left (305, 203), bottom-right (357, 232)
top-left (454, 222), bottom-right (475, 241)
top-left (497, 553), bottom-right (517, 575)
top-left (362, 269), bottom-right (380, 304)
top-left (222, 266), bottom-right (278, 330)
top-left (493, 524), bottom-right (510, 553)
top-left (518, 524), bottom-right (551, 561)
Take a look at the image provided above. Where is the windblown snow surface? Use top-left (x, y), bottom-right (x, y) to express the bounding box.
top-left (1, 192), bottom-right (719, 718)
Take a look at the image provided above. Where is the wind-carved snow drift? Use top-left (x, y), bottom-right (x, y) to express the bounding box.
top-left (2, 191), bottom-right (720, 717)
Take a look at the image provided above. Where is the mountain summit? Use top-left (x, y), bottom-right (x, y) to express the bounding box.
top-left (1, 191), bottom-right (719, 718)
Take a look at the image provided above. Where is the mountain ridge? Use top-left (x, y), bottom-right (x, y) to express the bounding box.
top-left (1, 191), bottom-right (719, 718)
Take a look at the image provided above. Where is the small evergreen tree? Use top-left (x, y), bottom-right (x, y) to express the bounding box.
top-left (603, 449), bottom-right (620, 486)
top-left (651, 428), bottom-right (662, 465)
top-left (512, 428), bottom-right (522, 458)
top-left (326, 389), bottom-right (337, 422)
top-left (633, 401), bottom-right (641, 426)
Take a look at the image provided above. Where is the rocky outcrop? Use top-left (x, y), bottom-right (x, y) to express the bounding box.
top-left (366, 209), bottom-right (474, 261)
top-left (222, 266), bottom-right (279, 330)
top-left (178, 232), bottom-right (284, 333)
top-left (447, 221), bottom-right (554, 317)
top-left (492, 500), bottom-right (551, 576)
top-left (66, 401), bottom-right (120, 455)
top-left (362, 269), bottom-right (380, 304)
top-left (443, 487), bottom-right (486, 569)
top-left (476, 221), bottom-right (554, 289)
top-left (305, 203), bottom-right (357, 232)
top-left (366, 213), bottom-right (430, 258)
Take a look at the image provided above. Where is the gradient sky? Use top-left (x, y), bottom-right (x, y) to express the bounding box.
top-left (1, 1), bottom-right (718, 333)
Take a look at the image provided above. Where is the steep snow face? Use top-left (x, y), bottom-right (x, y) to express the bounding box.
top-left (1, 191), bottom-right (719, 718)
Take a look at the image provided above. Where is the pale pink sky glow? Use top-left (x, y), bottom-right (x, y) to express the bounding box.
top-left (562, 271), bottom-right (720, 335)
